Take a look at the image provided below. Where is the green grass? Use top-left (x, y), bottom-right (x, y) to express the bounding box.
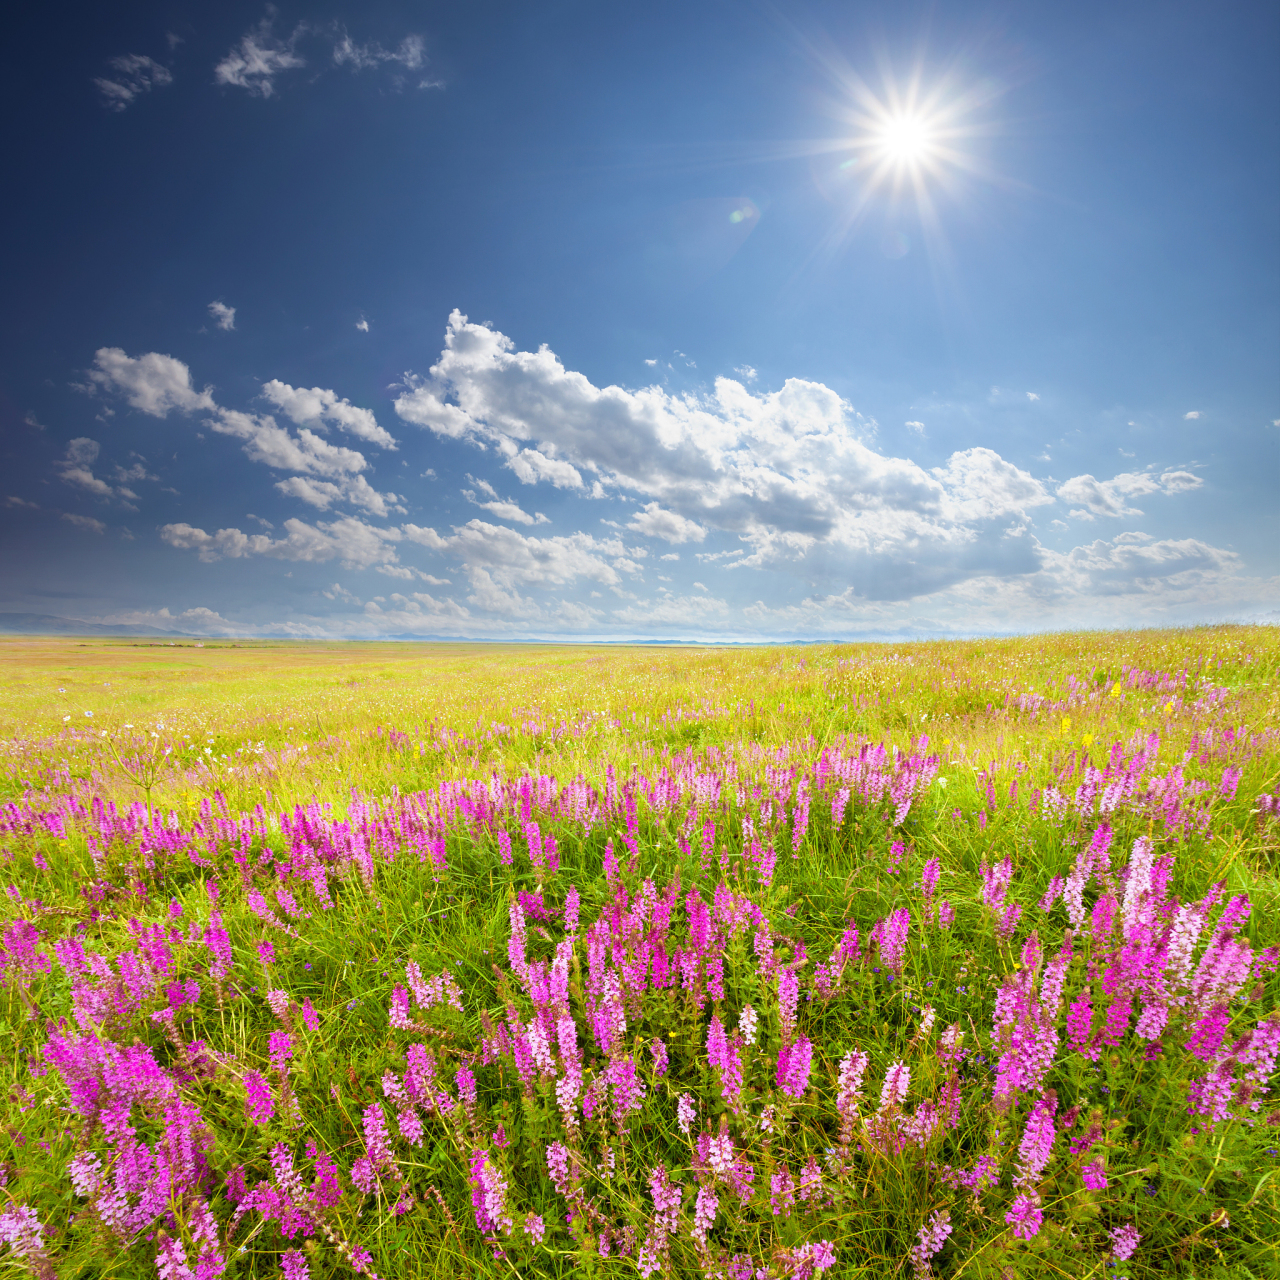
top-left (0, 626), bottom-right (1277, 1280)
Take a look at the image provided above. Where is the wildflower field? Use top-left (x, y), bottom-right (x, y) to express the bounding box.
top-left (1, 627), bottom-right (1278, 1280)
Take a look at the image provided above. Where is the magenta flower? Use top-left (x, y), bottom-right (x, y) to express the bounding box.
top-left (1013, 1094), bottom-right (1057, 1188)
top-left (267, 1031), bottom-right (293, 1076)
top-left (776, 1035), bottom-right (813, 1100)
top-left (245, 1071), bottom-right (274, 1125)
top-left (1004, 1193), bottom-right (1043, 1240)
top-left (1185, 1004), bottom-right (1231, 1061)
top-left (650, 1038), bottom-right (669, 1077)
top-left (1080, 1160), bottom-right (1107, 1190)
top-left (281, 1250), bottom-right (310, 1279)
top-left (468, 1148), bottom-right (513, 1235)
top-left (770, 1167), bottom-right (795, 1217)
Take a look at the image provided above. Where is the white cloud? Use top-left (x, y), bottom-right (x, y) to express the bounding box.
top-left (57, 438), bottom-right (111, 497)
top-left (403, 518), bottom-right (623, 591)
top-left (273, 474), bottom-right (402, 518)
top-left (215, 16), bottom-right (307, 97)
top-left (625, 502), bottom-right (706, 544)
top-left (333, 32), bottom-right (425, 72)
top-left (734, 365), bottom-right (758, 382)
top-left (208, 301), bottom-right (236, 331)
top-left (86, 348), bottom-right (402, 515)
top-left (644, 358), bottom-right (658, 367)
top-left (160, 515), bottom-right (402, 568)
top-left (261, 380), bottom-right (397, 448)
top-left (54, 438), bottom-right (150, 505)
top-left (87, 348), bottom-right (216, 416)
top-left (216, 19), bottom-right (435, 98)
top-left (356, 318), bottom-right (370, 332)
top-left (1057, 468), bottom-right (1202, 520)
top-left (461, 488), bottom-right (548, 525)
top-left (61, 513), bottom-right (106, 535)
top-left (612, 593), bottom-right (730, 625)
top-left (393, 311), bottom-right (1059, 599)
top-left (905, 420), bottom-right (925, 434)
top-left (660, 552), bottom-right (680, 561)
top-left (1184, 411), bottom-right (1201, 420)
top-left (95, 55), bottom-right (172, 111)
top-left (1026, 392), bottom-right (1039, 402)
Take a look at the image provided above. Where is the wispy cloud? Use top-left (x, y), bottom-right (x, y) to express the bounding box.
top-left (216, 13), bottom-right (438, 97)
top-left (208, 301), bottom-right (236, 331)
top-left (214, 13), bottom-right (307, 97)
top-left (95, 55), bottom-right (172, 112)
top-left (62, 512), bottom-right (107, 534)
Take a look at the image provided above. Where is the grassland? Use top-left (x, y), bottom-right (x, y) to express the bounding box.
top-left (0, 627), bottom-right (1277, 1280)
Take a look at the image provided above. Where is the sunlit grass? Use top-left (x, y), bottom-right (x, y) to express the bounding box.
top-left (0, 626), bottom-right (1277, 1279)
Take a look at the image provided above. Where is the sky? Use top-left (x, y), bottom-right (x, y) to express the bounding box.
top-left (1, 0), bottom-right (1277, 641)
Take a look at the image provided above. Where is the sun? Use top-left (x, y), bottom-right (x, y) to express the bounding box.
top-left (877, 114), bottom-right (935, 166)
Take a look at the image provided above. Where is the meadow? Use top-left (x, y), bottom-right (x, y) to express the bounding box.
top-left (0, 627), bottom-right (1277, 1280)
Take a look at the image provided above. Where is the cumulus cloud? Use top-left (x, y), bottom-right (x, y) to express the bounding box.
top-left (85, 348), bottom-right (401, 516)
top-left (261, 380), bottom-right (397, 448)
top-left (87, 348), bottom-right (216, 416)
top-left (393, 311), bottom-right (1059, 599)
top-left (625, 501), bottom-right (706, 544)
top-left (403, 518), bottom-right (626, 591)
top-left (1026, 392), bottom-right (1039, 402)
top-left (460, 484), bottom-right (548, 525)
top-left (95, 54), bottom-right (172, 111)
top-left (160, 515), bottom-right (402, 567)
top-left (1184, 410), bottom-right (1201, 420)
top-left (208, 301), bottom-right (236, 331)
top-left (356, 318), bottom-right (370, 332)
top-left (61, 513), bottom-right (107, 534)
top-left (1057, 469), bottom-right (1203, 520)
top-left (905, 420), bottom-right (925, 434)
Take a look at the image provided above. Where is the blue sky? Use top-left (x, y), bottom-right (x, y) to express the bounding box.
top-left (2, 0), bottom-right (1276, 639)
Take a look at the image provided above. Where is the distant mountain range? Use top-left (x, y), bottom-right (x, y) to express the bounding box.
top-left (0, 613), bottom-right (190, 638)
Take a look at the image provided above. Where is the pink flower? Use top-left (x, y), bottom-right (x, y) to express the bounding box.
top-left (1109, 1223), bottom-right (1141, 1261)
top-left (650, 1038), bottom-right (669, 1077)
top-left (1013, 1094), bottom-right (1057, 1188)
top-left (771, 1167), bottom-right (795, 1217)
top-left (1080, 1160), bottom-right (1107, 1190)
top-left (677, 1093), bottom-right (696, 1136)
top-left (908, 1209), bottom-right (952, 1278)
top-left (879, 1060), bottom-right (910, 1112)
top-left (691, 1186), bottom-right (718, 1247)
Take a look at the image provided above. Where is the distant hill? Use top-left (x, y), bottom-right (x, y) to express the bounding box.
top-left (0, 613), bottom-right (190, 638)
